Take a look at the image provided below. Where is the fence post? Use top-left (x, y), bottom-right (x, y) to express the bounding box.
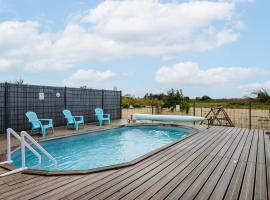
top-left (249, 101), bottom-right (252, 129)
top-left (64, 86), bottom-right (67, 109)
top-left (193, 100), bottom-right (196, 125)
top-left (4, 82), bottom-right (9, 131)
top-left (101, 89), bottom-right (104, 109)
top-left (152, 98), bottom-right (154, 115)
top-left (120, 91), bottom-right (122, 119)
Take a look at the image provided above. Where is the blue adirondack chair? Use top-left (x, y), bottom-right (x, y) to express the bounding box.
top-left (62, 109), bottom-right (84, 130)
top-left (95, 108), bottom-right (110, 127)
top-left (25, 111), bottom-right (54, 137)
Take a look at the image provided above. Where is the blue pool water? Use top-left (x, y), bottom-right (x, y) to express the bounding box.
top-left (11, 125), bottom-right (191, 171)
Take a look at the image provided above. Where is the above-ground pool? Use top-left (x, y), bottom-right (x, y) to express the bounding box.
top-left (11, 125), bottom-right (192, 171)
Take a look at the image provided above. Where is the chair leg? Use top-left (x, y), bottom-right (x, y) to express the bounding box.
top-left (99, 121), bottom-right (102, 127)
top-left (42, 128), bottom-right (46, 137)
top-left (51, 127), bottom-right (54, 135)
top-left (75, 123), bottom-right (79, 131)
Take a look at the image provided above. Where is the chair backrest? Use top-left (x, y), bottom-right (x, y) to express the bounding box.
top-left (63, 109), bottom-right (74, 123)
top-left (25, 111), bottom-right (40, 128)
top-left (95, 108), bottom-right (104, 115)
top-left (95, 108), bottom-right (103, 120)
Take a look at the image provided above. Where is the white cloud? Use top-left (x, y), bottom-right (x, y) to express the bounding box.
top-left (82, 0), bottom-right (237, 56)
top-left (239, 81), bottom-right (270, 93)
top-left (0, 0), bottom-right (241, 71)
top-left (0, 21), bottom-right (126, 72)
top-left (0, 59), bottom-right (19, 71)
top-left (64, 69), bottom-right (116, 86)
top-left (224, 0), bottom-right (254, 3)
top-left (155, 61), bottom-right (256, 86)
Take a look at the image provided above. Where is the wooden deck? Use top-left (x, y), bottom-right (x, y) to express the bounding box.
top-left (0, 126), bottom-right (269, 200)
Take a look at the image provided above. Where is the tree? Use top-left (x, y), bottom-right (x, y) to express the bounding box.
top-left (252, 89), bottom-right (270, 103)
top-left (162, 88), bottom-right (185, 111)
top-left (201, 95), bottom-right (211, 101)
top-left (195, 97), bottom-right (201, 101)
top-left (15, 79), bottom-right (25, 85)
top-left (122, 88), bottom-right (190, 112)
top-left (80, 85), bottom-right (87, 89)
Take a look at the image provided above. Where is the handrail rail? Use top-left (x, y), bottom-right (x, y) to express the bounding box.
top-left (0, 128), bottom-right (42, 177)
top-left (21, 131), bottom-right (57, 168)
top-left (0, 128), bottom-right (41, 164)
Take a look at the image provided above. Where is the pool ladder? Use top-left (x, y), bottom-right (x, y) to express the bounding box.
top-left (0, 128), bottom-right (57, 177)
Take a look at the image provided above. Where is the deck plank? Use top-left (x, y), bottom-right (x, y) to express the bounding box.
top-left (254, 130), bottom-right (268, 200)
top-left (0, 176), bottom-right (63, 199)
top-left (208, 129), bottom-right (250, 200)
top-left (32, 170), bottom-right (116, 200)
top-left (264, 131), bottom-right (270, 200)
top-left (264, 131), bottom-right (270, 165)
top-left (223, 129), bottom-right (254, 200)
top-left (238, 129), bottom-right (258, 200)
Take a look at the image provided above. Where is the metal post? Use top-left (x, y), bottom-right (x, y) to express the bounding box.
top-left (249, 101), bottom-right (252, 129)
top-left (64, 86), bottom-right (67, 109)
top-left (4, 82), bottom-right (9, 131)
top-left (7, 130), bottom-right (11, 162)
top-left (101, 89), bottom-right (104, 109)
top-left (152, 98), bottom-right (154, 115)
top-left (120, 91), bottom-right (122, 119)
top-left (21, 133), bottom-right (26, 169)
top-left (193, 100), bottom-right (196, 125)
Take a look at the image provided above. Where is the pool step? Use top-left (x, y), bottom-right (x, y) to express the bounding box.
top-left (0, 163), bottom-right (16, 171)
top-left (0, 163), bottom-right (26, 177)
top-left (0, 165), bottom-right (8, 175)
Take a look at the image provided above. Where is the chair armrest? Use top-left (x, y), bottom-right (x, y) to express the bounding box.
top-left (29, 120), bottom-right (40, 122)
top-left (103, 114), bottom-right (110, 117)
top-left (29, 120), bottom-right (42, 126)
top-left (39, 119), bottom-right (52, 121)
top-left (39, 119), bottom-right (53, 125)
top-left (74, 116), bottom-right (84, 120)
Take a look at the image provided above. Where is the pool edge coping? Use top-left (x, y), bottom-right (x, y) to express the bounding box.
top-left (9, 123), bottom-right (202, 176)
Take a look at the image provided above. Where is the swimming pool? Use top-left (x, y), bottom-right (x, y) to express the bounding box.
top-left (11, 125), bottom-right (191, 171)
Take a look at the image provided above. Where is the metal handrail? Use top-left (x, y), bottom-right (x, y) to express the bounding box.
top-left (0, 128), bottom-right (41, 177)
top-left (0, 128), bottom-right (41, 165)
top-left (0, 128), bottom-right (57, 177)
top-left (20, 131), bottom-right (57, 168)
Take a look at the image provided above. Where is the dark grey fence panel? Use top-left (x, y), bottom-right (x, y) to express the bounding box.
top-left (0, 83), bottom-right (4, 133)
top-left (6, 84), bottom-right (66, 131)
top-left (103, 90), bottom-right (121, 120)
top-left (0, 83), bottom-right (121, 133)
top-left (38, 86), bottom-right (66, 126)
top-left (66, 88), bottom-right (103, 123)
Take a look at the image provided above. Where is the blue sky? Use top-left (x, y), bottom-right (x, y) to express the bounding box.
top-left (0, 0), bottom-right (269, 98)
